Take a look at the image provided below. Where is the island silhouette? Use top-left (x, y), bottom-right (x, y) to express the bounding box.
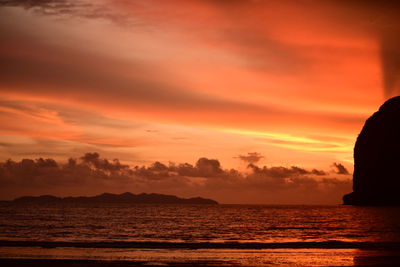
top-left (11, 192), bottom-right (218, 205)
top-left (343, 96), bottom-right (400, 205)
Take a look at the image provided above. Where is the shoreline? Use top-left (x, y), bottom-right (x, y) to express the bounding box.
top-left (3, 246), bottom-right (400, 266)
top-left (2, 240), bottom-right (400, 250)
top-left (2, 248), bottom-right (400, 267)
top-left (0, 258), bottom-right (235, 267)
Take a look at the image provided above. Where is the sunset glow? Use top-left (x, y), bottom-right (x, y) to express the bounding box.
top-left (1, 0), bottom-right (400, 204)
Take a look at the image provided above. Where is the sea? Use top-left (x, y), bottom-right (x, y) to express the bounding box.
top-left (1, 203), bottom-right (400, 266)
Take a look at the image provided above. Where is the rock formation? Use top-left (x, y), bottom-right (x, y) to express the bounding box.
top-left (343, 96), bottom-right (400, 205)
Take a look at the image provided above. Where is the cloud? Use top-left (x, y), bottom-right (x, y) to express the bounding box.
top-left (0, 0), bottom-right (124, 23)
top-left (195, 157), bottom-right (223, 177)
top-left (80, 152), bottom-right (128, 171)
top-left (237, 152), bottom-right (264, 164)
top-left (0, 0), bottom-right (391, 102)
top-left (0, 13), bottom-right (294, 121)
top-left (141, 158), bottom-right (223, 178)
top-left (0, 0), bottom-right (371, 142)
top-left (0, 0), bottom-right (378, 178)
top-left (323, 0), bottom-right (400, 98)
top-left (0, 153), bottom-right (351, 204)
top-left (332, 162), bottom-right (350, 175)
top-left (380, 32), bottom-right (400, 98)
top-left (247, 164), bottom-right (326, 178)
top-left (211, 0), bottom-right (400, 98)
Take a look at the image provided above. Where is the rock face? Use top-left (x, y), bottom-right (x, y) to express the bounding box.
top-left (343, 96), bottom-right (400, 205)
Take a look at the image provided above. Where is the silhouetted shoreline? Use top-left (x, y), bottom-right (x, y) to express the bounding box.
top-left (9, 192), bottom-right (218, 205)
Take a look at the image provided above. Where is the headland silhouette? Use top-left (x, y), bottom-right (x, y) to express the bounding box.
top-left (11, 192), bottom-right (218, 205)
top-left (344, 96), bottom-right (400, 205)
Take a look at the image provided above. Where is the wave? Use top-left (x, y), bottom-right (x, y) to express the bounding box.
top-left (1, 240), bottom-right (400, 249)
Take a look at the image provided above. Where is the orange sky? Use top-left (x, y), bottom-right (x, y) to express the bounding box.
top-left (1, 0), bottom-right (400, 203)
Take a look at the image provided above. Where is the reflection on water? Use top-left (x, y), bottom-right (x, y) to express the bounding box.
top-left (2, 247), bottom-right (400, 266)
top-left (353, 249), bottom-right (400, 266)
top-left (0, 247), bottom-right (358, 266)
top-left (1, 204), bottom-right (400, 266)
top-left (1, 204), bottom-right (400, 243)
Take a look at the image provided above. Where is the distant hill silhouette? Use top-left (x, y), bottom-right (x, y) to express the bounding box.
top-left (12, 192), bottom-right (218, 205)
top-left (343, 96), bottom-right (400, 205)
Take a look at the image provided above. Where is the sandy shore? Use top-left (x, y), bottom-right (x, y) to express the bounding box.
top-left (3, 249), bottom-right (400, 266)
top-left (0, 258), bottom-right (238, 266)
top-left (2, 254), bottom-right (400, 267)
top-left (3, 244), bottom-right (400, 266)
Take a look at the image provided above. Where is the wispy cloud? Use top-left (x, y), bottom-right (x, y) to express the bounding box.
top-left (0, 0), bottom-right (390, 180)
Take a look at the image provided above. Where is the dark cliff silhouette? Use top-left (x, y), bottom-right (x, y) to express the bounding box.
top-left (343, 96), bottom-right (400, 205)
top-left (12, 192), bottom-right (218, 205)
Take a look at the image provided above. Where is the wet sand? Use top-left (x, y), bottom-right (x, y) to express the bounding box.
top-left (0, 258), bottom-right (237, 266)
top-left (2, 252), bottom-right (400, 267)
top-left (2, 247), bottom-right (400, 266)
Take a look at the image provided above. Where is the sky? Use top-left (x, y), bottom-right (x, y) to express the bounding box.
top-left (1, 0), bottom-right (400, 204)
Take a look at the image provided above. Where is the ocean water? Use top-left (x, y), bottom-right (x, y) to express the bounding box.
top-left (1, 204), bottom-right (400, 244)
top-left (1, 203), bottom-right (400, 266)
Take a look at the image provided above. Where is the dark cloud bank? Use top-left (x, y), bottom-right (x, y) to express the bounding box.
top-left (0, 153), bottom-right (351, 204)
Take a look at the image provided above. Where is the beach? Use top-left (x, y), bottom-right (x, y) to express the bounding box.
top-left (2, 204), bottom-right (400, 266)
top-left (2, 247), bottom-right (400, 266)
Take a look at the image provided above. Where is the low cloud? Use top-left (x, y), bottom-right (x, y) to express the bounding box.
top-left (0, 153), bottom-right (351, 204)
top-left (332, 162), bottom-right (350, 175)
top-left (237, 152), bottom-right (264, 164)
top-left (247, 164), bottom-right (327, 178)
